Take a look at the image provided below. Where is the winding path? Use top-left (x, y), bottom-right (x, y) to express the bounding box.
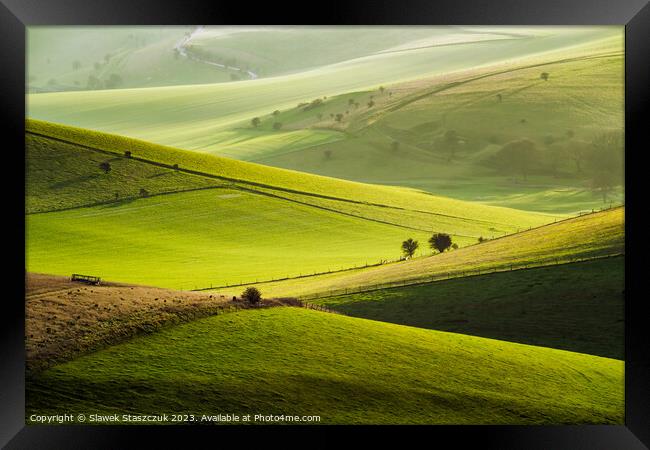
top-left (174, 26), bottom-right (258, 80)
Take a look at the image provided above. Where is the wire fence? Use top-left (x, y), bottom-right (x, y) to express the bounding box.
top-left (299, 301), bottom-right (344, 315)
top-left (298, 252), bottom-right (624, 301)
top-left (189, 204), bottom-right (623, 292)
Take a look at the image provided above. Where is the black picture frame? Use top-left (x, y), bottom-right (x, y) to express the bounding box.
top-left (2, 0), bottom-right (648, 447)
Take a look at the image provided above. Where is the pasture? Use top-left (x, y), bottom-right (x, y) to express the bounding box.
top-left (221, 207), bottom-right (624, 298)
top-left (26, 121), bottom-right (562, 290)
top-left (314, 256), bottom-right (624, 359)
top-left (26, 307), bottom-right (623, 425)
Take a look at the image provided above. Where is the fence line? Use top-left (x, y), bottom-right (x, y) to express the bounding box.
top-left (190, 204), bottom-right (623, 292)
top-left (299, 301), bottom-right (344, 315)
top-left (298, 252), bottom-right (624, 301)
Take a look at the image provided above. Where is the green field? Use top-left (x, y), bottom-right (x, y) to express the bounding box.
top-left (26, 307), bottom-right (623, 425)
top-left (30, 26), bottom-right (542, 92)
top-left (27, 187), bottom-right (434, 289)
top-left (27, 29), bottom-right (623, 214)
top-left (220, 207), bottom-right (624, 298)
top-left (26, 133), bottom-right (224, 213)
top-left (314, 257), bottom-right (624, 359)
top-left (27, 27), bottom-right (619, 147)
top-left (26, 121), bottom-right (564, 289)
top-left (25, 27), bottom-right (626, 427)
top-left (27, 120), bottom-right (557, 226)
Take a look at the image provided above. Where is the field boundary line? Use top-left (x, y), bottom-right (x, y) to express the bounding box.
top-left (300, 253), bottom-right (624, 301)
top-left (26, 129), bottom-right (546, 228)
top-left (191, 206), bottom-right (622, 292)
top-left (27, 184), bottom-right (232, 215)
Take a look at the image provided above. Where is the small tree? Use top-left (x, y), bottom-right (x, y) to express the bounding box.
top-left (540, 72), bottom-right (549, 81)
top-left (401, 238), bottom-right (419, 258)
top-left (335, 113), bottom-right (344, 122)
top-left (242, 287), bottom-right (262, 305)
top-left (348, 98), bottom-right (355, 106)
top-left (105, 73), bottom-right (123, 89)
top-left (124, 150), bottom-right (132, 158)
top-left (272, 110), bottom-right (280, 116)
top-left (251, 117), bottom-right (261, 128)
top-left (478, 236), bottom-right (486, 243)
top-left (495, 139), bottom-right (541, 181)
top-left (99, 162), bottom-right (111, 174)
top-left (139, 188), bottom-right (149, 198)
top-left (429, 233), bottom-right (452, 253)
top-left (451, 243), bottom-right (459, 250)
top-left (379, 86), bottom-right (385, 94)
top-left (367, 100), bottom-right (375, 108)
top-left (273, 122), bottom-right (283, 130)
top-left (591, 171), bottom-right (616, 203)
top-left (172, 164), bottom-right (179, 170)
top-left (324, 149), bottom-right (332, 159)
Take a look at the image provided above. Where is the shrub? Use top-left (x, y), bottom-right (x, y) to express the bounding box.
top-left (242, 287), bottom-right (262, 305)
top-left (99, 162), bottom-right (111, 173)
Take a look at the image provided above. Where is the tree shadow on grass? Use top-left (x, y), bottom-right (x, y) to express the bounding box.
top-left (49, 174), bottom-right (100, 190)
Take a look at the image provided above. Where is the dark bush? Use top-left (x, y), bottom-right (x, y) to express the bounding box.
top-left (242, 287), bottom-right (262, 305)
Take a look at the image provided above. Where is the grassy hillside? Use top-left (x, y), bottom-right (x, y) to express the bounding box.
top-left (27, 29), bottom-right (623, 214)
top-left (27, 26), bottom-right (235, 92)
top-left (26, 133), bottom-right (224, 213)
top-left (26, 272), bottom-right (256, 372)
top-left (26, 188), bottom-right (436, 289)
top-left (26, 120), bottom-right (557, 226)
top-left (27, 28), bottom-right (617, 151)
top-left (25, 121), bottom-right (564, 289)
top-left (314, 257), bottom-right (624, 359)
top-left (241, 36), bottom-right (625, 213)
top-left (221, 207), bottom-right (624, 298)
top-left (27, 307), bottom-right (623, 425)
top-left (28, 26), bottom-right (538, 92)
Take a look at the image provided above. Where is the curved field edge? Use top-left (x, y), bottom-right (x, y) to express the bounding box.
top-left (26, 307), bottom-right (623, 425)
top-left (215, 207), bottom-right (624, 298)
top-left (25, 130), bottom-right (536, 239)
top-left (313, 257), bottom-right (624, 359)
top-left (25, 119), bottom-right (559, 228)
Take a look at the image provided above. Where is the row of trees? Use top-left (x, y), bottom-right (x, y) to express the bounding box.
top-left (86, 73), bottom-right (123, 90)
top-left (491, 131), bottom-right (623, 201)
top-left (401, 233), bottom-right (455, 258)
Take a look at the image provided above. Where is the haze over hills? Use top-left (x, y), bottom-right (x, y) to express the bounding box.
top-left (27, 27), bottom-right (624, 213)
top-left (28, 26), bottom-right (593, 92)
top-left (24, 26), bottom-right (626, 426)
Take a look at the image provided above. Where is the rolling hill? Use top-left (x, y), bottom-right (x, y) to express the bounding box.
top-left (219, 206), bottom-right (624, 298)
top-left (29, 26), bottom-right (541, 92)
top-left (27, 27), bottom-right (618, 151)
top-left (313, 256), bottom-right (624, 359)
top-left (26, 121), bottom-right (557, 289)
top-left (27, 29), bottom-right (623, 214)
top-left (26, 307), bottom-right (623, 425)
